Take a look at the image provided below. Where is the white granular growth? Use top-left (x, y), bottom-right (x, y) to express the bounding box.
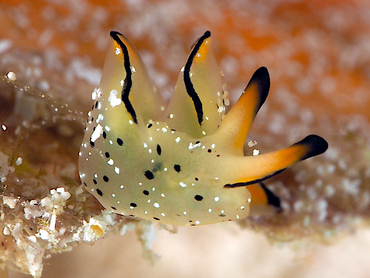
top-left (15, 157), bottom-right (23, 165)
top-left (6, 71), bottom-right (17, 81)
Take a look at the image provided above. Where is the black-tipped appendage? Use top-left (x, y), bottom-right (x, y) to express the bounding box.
top-left (293, 134), bottom-right (328, 161)
top-left (245, 66), bottom-right (270, 115)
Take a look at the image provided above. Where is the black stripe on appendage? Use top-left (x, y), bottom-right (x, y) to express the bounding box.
top-left (223, 168), bottom-right (286, 188)
top-left (183, 31), bottom-right (211, 125)
top-left (110, 31), bottom-right (137, 124)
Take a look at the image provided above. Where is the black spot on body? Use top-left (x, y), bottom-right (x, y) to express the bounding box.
top-left (194, 195), bottom-right (203, 201)
top-left (153, 217), bottom-right (160, 221)
top-left (111, 206), bottom-right (117, 210)
top-left (103, 131), bottom-right (107, 139)
top-left (156, 144), bottom-right (162, 155)
top-left (174, 164), bottom-right (181, 172)
top-left (147, 123), bottom-right (153, 128)
top-left (143, 190), bottom-right (149, 195)
top-left (195, 177), bottom-right (199, 181)
top-left (96, 189), bottom-right (103, 196)
top-left (103, 175), bottom-right (109, 182)
top-left (93, 179), bottom-right (97, 185)
top-left (152, 162), bottom-right (163, 172)
top-left (95, 101), bottom-right (98, 108)
top-left (207, 149), bottom-right (212, 153)
top-left (130, 202), bottom-right (137, 207)
top-left (90, 141), bottom-right (95, 147)
top-left (83, 182), bottom-right (87, 187)
top-left (105, 152), bottom-right (110, 158)
top-left (145, 170), bottom-right (154, 180)
top-left (117, 138), bottom-right (123, 146)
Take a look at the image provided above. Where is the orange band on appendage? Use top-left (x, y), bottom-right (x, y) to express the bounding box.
top-left (247, 184), bottom-right (268, 205)
top-left (233, 143), bottom-right (310, 184)
top-left (193, 38), bottom-right (210, 62)
top-left (218, 82), bottom-right (260, 150)
top-left (233, 83), bottom-right (260, 149)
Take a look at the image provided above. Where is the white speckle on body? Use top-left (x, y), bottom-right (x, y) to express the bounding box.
top-left (179, 182), bottom-right (187, 188)
top-left (108, 89), bottom-right (122, 107)
top-left (91, 124), bottom-right (103, 142)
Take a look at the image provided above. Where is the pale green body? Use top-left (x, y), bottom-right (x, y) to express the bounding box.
top-left (79, 31), bottom-right (328, 226)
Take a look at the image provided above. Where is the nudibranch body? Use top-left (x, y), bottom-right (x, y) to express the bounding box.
top-left (79, 31), bottom-right (328, 226)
